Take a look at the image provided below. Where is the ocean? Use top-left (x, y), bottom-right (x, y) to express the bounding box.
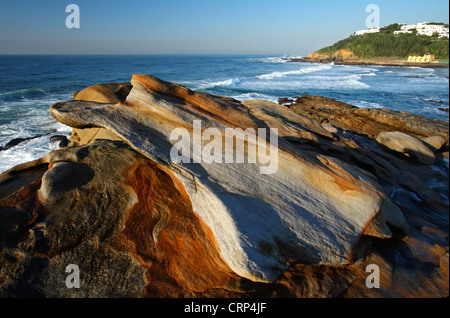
top-left (0, 54), bottom-right (449, 172)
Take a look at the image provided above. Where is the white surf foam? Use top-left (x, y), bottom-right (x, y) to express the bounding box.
top-left (360, 72), bottom-right (377, 77)
top-left (0, 120), bottom-right (71, 173)
top-left (250, 55), bottom-right (303, 64)
top-left (351, 100), bottom-right (384, 109)
top-left (199, 78), bottom-right (242, 89)
top-left (231, 92), bottom-right (279, 103)
top-left (254, 57), bottom-right (288, 64)
top-left (256, 64), bottom-right (333, 80)
top-left (0, 91), bottom-right (73, 173)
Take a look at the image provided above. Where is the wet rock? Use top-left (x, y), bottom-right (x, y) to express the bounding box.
top-left (49, 135), bottom-right (69, 150)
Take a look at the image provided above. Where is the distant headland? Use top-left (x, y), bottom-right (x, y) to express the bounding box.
top-left (291, 22), bottom-right (449, 67)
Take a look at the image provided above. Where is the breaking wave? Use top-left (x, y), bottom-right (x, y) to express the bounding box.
top-left (0, 88), bottom-right (48, 101)
top-left (199, 78), bottom-right (242, 89)
top-left (249, 55), bottom-right (303, 64)
top-left (256, 64), bottom-right (333, 80)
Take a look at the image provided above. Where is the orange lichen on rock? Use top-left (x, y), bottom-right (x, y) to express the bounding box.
top-left (111, 158), bottom-right (241, 297)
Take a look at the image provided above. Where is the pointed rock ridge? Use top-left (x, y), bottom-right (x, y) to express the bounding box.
top-left (127, 74), bottom-right (260, 130)
top-left (50, 74), bottom-right (396, 282)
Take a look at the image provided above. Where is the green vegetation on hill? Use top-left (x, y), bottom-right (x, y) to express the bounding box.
top-left (379, 23), bottom-right (403, 34)
top-left (318, 24), bottom-right (449, 60)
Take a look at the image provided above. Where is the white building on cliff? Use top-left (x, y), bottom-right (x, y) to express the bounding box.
top-left (355, 22), bottom-right (449, 38)
top-left (354, 28), bottom-right (381, 36)
top-left (394, 22), bottom-right (449, 38)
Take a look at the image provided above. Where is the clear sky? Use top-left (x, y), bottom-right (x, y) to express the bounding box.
top-left (0, 0), bottom-right (448, 55)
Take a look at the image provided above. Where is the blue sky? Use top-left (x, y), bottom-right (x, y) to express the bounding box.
top-left (0, 0), bottom-right (448, 55)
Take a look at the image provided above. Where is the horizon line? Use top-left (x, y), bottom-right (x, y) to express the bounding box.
top-left (0, 53), bottom-right (306, 56)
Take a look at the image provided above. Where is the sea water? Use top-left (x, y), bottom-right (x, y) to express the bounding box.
top-left (0, 54), bottom-right (449, 172)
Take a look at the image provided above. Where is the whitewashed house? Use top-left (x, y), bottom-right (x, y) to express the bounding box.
top-left (395, 22), bottom-right (449, 38)
top-left (354, 28), bottom-right (381, 36)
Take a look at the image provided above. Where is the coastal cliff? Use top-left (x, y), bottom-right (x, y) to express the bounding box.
top-left (0, 75), bottom-right (448, 297)
top-left (292, 30), bottom-right (449, 67)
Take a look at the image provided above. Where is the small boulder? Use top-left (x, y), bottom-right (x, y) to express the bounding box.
top-left (38, 162), bottom-right (95, 204)
top-left (376, 131), bottom-right (436, 165)
top-left (421, 136), bottom-right (446, 152)
top-left (73, 83), bottom-right (132, 104)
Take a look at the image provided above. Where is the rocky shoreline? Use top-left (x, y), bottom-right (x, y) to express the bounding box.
top-left (289, 49), bottom-right (449, 68)
top-left (291, 58), bottom-right (450, 68)
top-left (0, 76), bottom-right (448, 298)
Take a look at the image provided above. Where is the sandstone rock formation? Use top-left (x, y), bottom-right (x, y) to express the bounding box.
top-left (333, 49), bottom-right (358, 62)
top-left (299, 49), bottom-right (358, 64)
top-left (50, 74), bottom-right (397, 282)
top-left (0, 75), bottom-right (448, 298)
top-left (287, 95), bottom-right (449, 143)
top-left (302, 51), bottom-right (334, 63)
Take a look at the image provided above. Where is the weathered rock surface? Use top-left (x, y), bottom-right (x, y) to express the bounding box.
top-left (301, 52), bottom-right (334, 64)
top-left (287, 95), bottom-right (449, 143)
top-left (0, 74), bottom-right (448, 298)
top-left (50, 74), bottom-right (395, 282)
top-left (0, 140), bottom-right (244, 297)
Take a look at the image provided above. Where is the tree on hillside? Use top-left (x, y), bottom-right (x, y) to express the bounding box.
top-left (380, 23), bottom-right (403, 34)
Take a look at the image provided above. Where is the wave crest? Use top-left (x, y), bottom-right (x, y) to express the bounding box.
top-left (0, 88), bottom-right (47, 101)
top-left (256, 64), bottom-right (333, 80)
top-left (199, 78), bottom-right (242, 89)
